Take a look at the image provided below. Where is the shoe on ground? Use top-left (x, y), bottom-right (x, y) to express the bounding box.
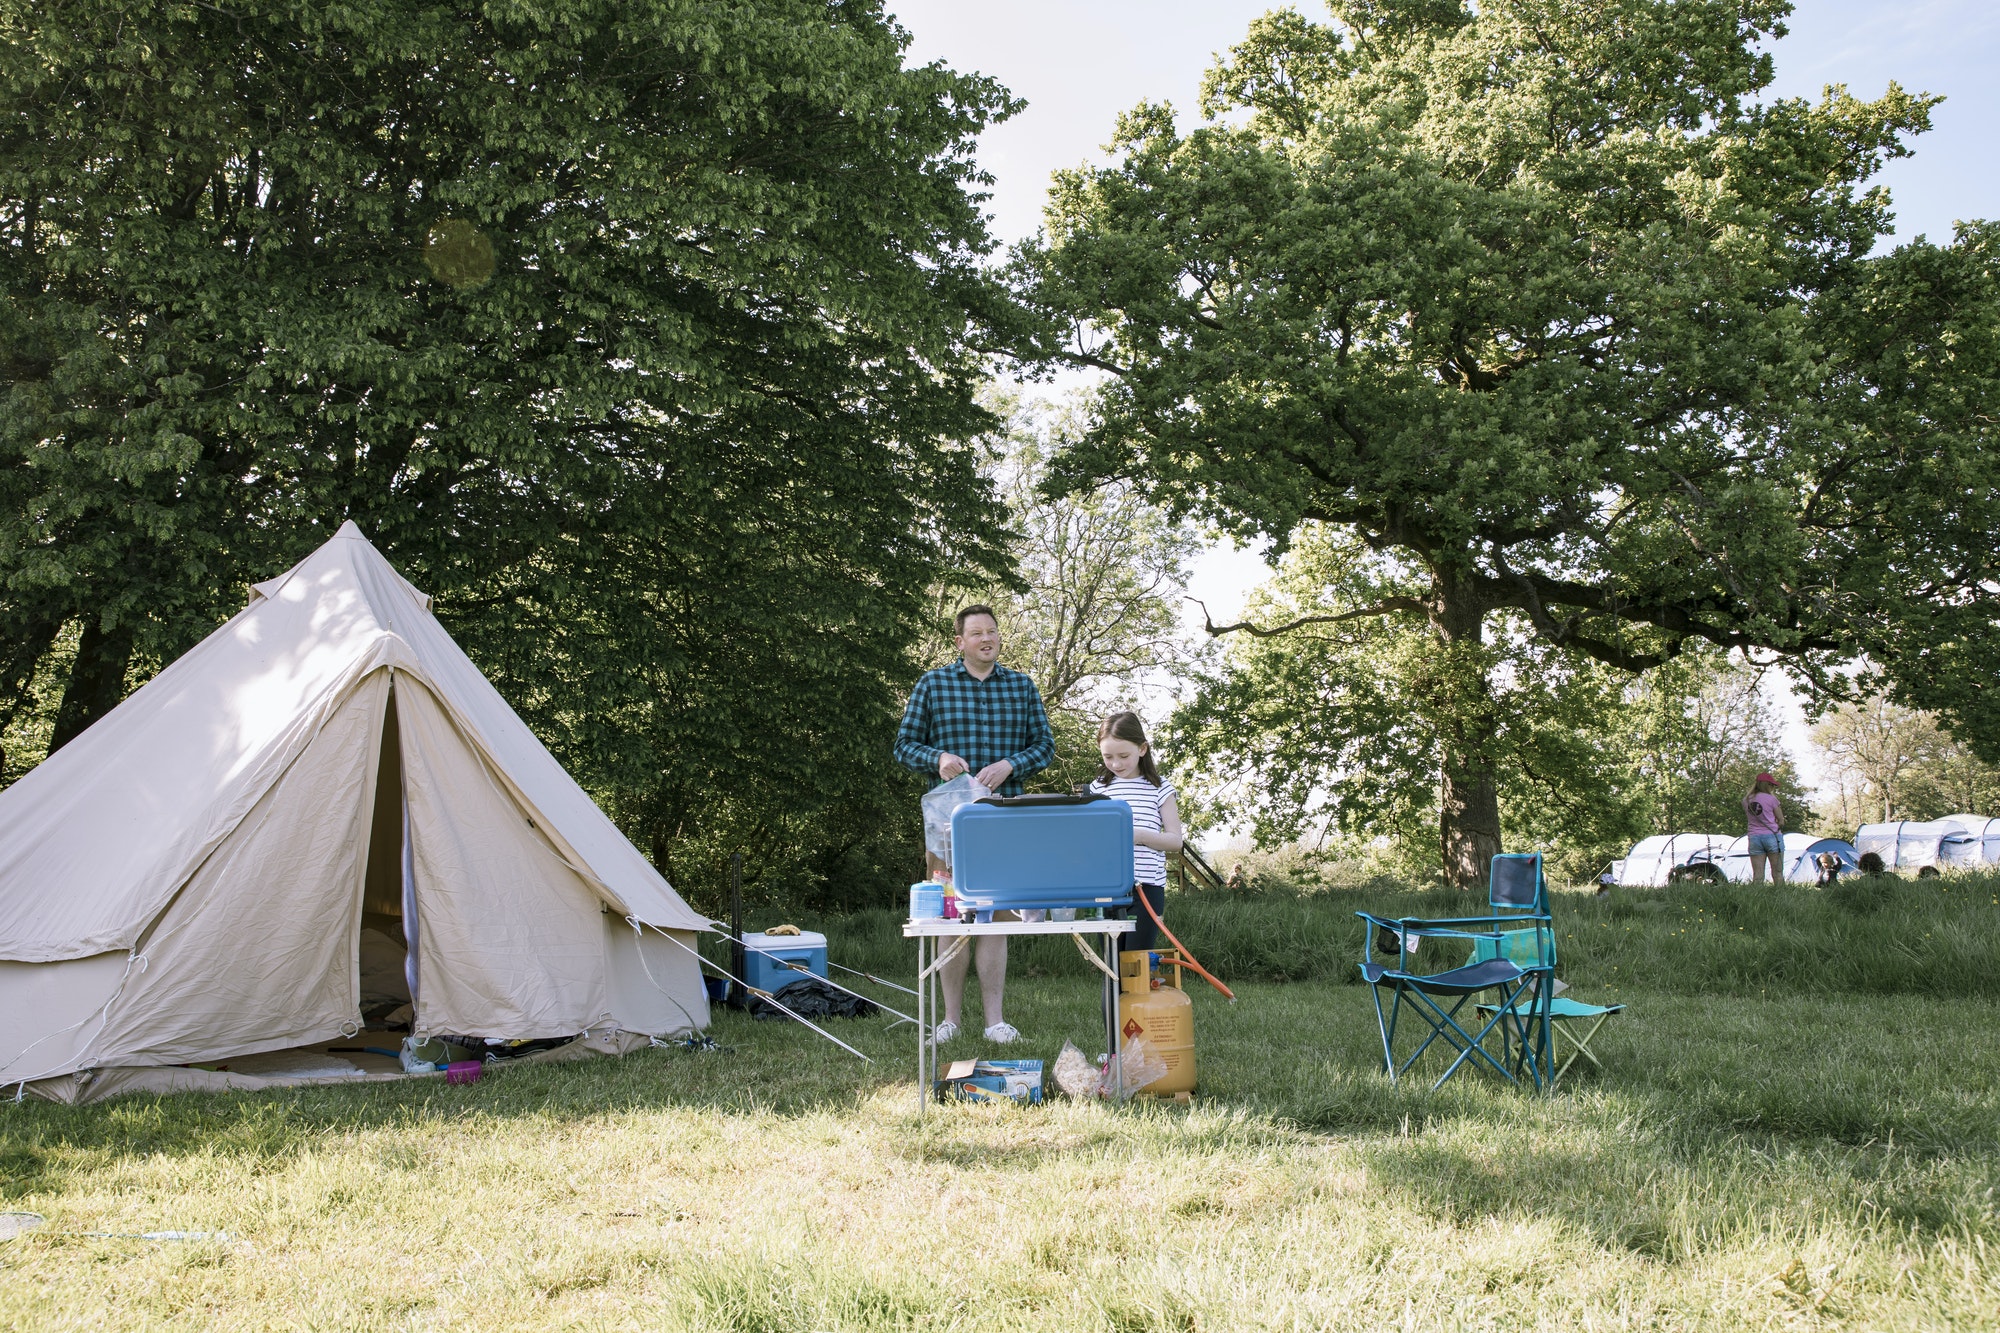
top-left (983, 1022), bottom-right (1020, 1044)
top-left (933, 1019), bottom-right (959, 1043)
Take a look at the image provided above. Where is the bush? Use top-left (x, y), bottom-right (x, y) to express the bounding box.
top-left (750, 872), bottom-right (2000, 1000)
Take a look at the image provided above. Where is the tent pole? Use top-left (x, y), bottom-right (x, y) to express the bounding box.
top-left (706, 920), bottom-right (917, 1025)
top-left (728, 851), bottom-right (745, 1008)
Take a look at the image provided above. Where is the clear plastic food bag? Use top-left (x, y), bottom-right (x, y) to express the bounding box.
top-left (920, 773), bottom-right (989, 862)
top-left (1098, 1036), bottom-right (1168, 1100)
top-left (1052, 1040), bottom-right (1098, 1099)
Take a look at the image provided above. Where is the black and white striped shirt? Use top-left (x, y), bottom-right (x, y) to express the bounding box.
top-left (1090, 775), bottom-right (1176, 884)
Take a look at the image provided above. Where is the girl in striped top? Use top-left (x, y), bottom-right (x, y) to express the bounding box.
top-left (1089, 712), bottom-right (1183, 952)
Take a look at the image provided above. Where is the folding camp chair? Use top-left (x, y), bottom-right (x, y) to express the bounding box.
top-left (1464, 897), bottom-right (1627, 1086)
top-left (1356, 854), bottom-right (1556, 1091)
top-left (1476, 993), bottom-right (1625, 1085)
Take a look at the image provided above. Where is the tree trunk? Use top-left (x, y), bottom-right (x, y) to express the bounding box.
top-left (47, 619), bottom-right (135, 754)
top-left (1431, 572), bottom-right (1502, 890)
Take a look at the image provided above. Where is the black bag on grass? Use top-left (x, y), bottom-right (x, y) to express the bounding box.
top-left (748, 977), bottom-right (877, 1021)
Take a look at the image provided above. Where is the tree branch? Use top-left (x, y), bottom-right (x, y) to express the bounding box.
top-left (1193, 595), bottom-right (1424, 638)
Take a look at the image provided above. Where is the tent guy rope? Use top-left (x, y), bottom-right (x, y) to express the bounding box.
top-left (705, 920), bottom-right (917, 1026)
top-left (646, 925), bottom-right (873, 1063)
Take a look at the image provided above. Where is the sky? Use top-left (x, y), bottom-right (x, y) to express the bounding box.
top-left (890, 0), bottom-right (2000, 793)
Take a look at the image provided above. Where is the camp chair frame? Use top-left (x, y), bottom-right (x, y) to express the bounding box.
top-left (1476, 995), bottom-right (1625, 1085)
top-left (1355, 853), bottom-right (1556, 1091)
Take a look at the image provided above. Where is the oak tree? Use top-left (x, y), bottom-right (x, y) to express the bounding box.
top-left (1021, 0), bottom-right (1999, 884)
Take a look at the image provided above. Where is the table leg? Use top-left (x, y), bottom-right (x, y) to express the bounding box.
top-left (1103, 932), bottom-right (1123, 1102)
top-left (916, 935), bottom-right (927, 1118)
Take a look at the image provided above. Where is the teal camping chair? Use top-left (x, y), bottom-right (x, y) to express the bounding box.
top-left (1469, 922), bottom-right (1625, 1085)
top-left (1475, 992), bottom-right (1625, 1085)
top-left (1356, 853), bottom-right (1556, 1090)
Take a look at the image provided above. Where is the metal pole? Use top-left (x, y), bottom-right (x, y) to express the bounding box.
top-left (1104, 930), bottom-right (1121, 1102)
top-left (728, 852), bottom-right (745, 1008)
top-left (916, 934), bottom-right (927, 1118)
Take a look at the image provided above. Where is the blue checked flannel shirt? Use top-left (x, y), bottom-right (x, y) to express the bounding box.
top-left (893, 660), bottom-right (1055, 797)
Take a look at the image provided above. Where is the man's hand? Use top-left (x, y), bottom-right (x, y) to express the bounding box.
top-left (938, 752), bottom-right (969, 781)
top-left (973, 759), bottom-right (1013, 790)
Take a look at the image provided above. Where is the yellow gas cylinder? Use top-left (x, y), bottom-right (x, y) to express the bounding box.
top-left (1116, 950), bottom-right (1196, 1095)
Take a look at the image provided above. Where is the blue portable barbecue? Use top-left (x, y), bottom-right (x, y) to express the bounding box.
top-left (950, 793), bottom-right (1135, 918)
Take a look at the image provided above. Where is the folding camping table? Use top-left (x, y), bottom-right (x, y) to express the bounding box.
top-left (904, 917), bottom-right (1132, 1114)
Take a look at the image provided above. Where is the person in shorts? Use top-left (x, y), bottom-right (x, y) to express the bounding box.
top-left (1742, 772), bottom-right (1785, 883)
top-left (892, 605), bottom-right (1054, 1044)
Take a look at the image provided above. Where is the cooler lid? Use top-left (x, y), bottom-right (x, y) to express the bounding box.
top-left (742, 931), bottom-right (827, 950)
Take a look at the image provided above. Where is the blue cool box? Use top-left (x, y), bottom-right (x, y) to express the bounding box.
top-left (950, 795), bottom-right (1134, 913)
top-left (740, 931), bottom-right (828, 993)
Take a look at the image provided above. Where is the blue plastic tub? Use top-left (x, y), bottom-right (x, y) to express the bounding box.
top-left (741, 931), bottom-right (828, 993)
top-left (950, 795), bottom-right (1134, 915)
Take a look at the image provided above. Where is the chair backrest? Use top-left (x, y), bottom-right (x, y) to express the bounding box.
top-left (1470, 928), bottom-right (1547, 968)
top-left (1489, 853), bottom-right (1548, 915)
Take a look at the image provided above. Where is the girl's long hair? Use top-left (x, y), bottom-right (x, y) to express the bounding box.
top-left (1097, 711), bottom-right (1161, 787)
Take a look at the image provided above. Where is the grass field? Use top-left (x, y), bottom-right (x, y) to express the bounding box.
top-left (3, 878), bottom-right (1998, 1330)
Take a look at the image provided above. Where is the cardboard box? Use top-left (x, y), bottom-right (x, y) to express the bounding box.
top-left (936, 1058), bottom-right (1044, 1104)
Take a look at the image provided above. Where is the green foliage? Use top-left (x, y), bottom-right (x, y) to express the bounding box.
top-left (0, 0), bottom-right (1032, 912)
top-left (981, 391), bottom-right (1201, 718)
top-left (1793, 224), bottom-right (2000, 762)
top-left (1017, 0), bottom-right (2000, 879)
top-left (0, 621), bottom-right (70, 785)
top-left (1614, 643), bottom-right (1800, 836)
top-left (1812, 694), bottom-right (2000, 834)
top-left (914, 388), bottom-right (1204, 797)
top-left (1173, 545), bottom-right (1812, 875)
top-left (1168, 527), bottom-right (1649, 880)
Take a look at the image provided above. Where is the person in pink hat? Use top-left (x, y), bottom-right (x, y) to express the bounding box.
top-left (1742, 772), bottom-right (1785, 883)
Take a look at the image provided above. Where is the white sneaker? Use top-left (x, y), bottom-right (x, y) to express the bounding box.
top-left (983, 1022), bottom-right (1020, 1044)
top-left (933, 1019), bottom-right (960, 1043)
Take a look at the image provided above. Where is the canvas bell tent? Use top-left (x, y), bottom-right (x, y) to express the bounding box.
top-left (0, 524), bottom-right (709, 1103)
top-left (1610, 834), bottom-right (1734, 886)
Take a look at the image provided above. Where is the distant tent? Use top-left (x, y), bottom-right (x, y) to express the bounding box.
top-left (1936, 815), bottom-right (2000, 868)
top-left (1853, 821), bottom-right (1973, 872)
top-left (0, 524), bottom-right (709, 1102)
top-left (1611, 834), bottom-right (1734, 886)
top-left (1716, 834), bottom-right (1860, 884)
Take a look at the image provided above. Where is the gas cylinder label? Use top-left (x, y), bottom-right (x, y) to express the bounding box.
top-left (1122, 1019), bottom-right (1144, 1038)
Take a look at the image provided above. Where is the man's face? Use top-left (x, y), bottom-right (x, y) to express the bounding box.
top-left (955, 613), bottom-right (1000, 668)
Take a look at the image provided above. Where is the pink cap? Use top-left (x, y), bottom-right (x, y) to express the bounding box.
top-left (1755, 772), bottom-right (1777, 784)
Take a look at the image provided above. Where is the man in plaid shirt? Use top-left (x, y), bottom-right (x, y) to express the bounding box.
top-left (894, 604), bottom-right (1054, 1044)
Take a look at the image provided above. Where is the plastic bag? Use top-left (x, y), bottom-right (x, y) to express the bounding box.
top-left (1052, 1040), bottom-right (1098, 1099)
top-left (1097, 1036), bottom-right (1168, 1101)
top-left (920, 773), bottom-right (990, 861)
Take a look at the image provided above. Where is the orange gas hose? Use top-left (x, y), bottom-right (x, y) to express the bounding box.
top-left (1137, 891), bottom-right (1235, 1001)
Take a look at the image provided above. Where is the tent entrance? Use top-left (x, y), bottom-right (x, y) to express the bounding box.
top-left (357, 683), bottom-right (415, 1027)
